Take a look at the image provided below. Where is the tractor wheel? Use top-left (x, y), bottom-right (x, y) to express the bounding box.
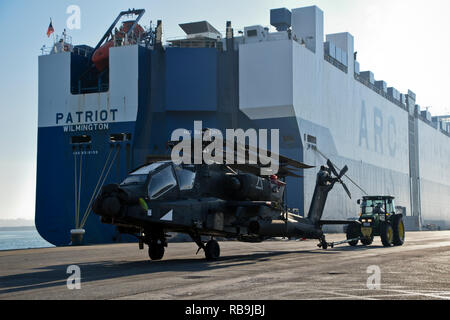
top-left (380, 222), bottom-right (394, 247)
top-left (148, 242), bottom-right (165, 261)
top-left (205, 240), bottom-right (220, 261)
top-left (346, 223), bottom-right (360, 246)
top-left (361, 236), bottom-right (374, 246)
top-left (392, 215), bottom-right (405, 246)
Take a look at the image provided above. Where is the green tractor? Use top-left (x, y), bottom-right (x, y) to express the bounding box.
top-left (346, 196), bottom-right (405, 247)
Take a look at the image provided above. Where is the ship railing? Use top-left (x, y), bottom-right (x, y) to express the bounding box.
top-left (55, 34), bottom-right (73, 45)
top-left (40, 31), bottom-right (96, 57)
top-left (324, 54), bottom-right (348, 74)
top-left (441, 129), bottom-right (450, 138)
top-left (40, 46), bottom-right (53, 55)
top-left (41, 44), bottom-right (94, 59)
top-left (40, 44), bottom-right (71, 55)
top-left (72, 46), bottom-right (93, 57)
top-left (354, 73), bottom-right (407, 111)
top-left (418, 114), bottom-right (450, 137)
top-left (40, 44), bottom-right (92, 57)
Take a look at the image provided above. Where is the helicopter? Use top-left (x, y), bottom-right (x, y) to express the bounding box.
top-left (93, 135), bottom-right (356, 261)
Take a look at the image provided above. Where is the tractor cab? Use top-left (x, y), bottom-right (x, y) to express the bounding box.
top-left (358, 196), bottom-right (396, 223)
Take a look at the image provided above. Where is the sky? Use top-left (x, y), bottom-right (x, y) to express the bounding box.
top-left (0, 0), bottom-right (449, 221)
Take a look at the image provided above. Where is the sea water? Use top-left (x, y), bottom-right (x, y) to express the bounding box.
top-left (0, 227), bottom-right (54, 251)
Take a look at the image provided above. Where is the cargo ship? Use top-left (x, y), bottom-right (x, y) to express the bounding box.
top-left (36, 6), bottom-right (450, 246)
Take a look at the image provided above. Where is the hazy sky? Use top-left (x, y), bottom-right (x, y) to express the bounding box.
top-left (0, 0), bottom-right (449, 220)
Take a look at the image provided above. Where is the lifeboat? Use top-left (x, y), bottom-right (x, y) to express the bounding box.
top-left (92, 21), bottom-right (145, 72)
top-left (92, 40), bottom-right (114, 72)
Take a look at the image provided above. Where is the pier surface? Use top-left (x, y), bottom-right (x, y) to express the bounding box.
top-left (0, 231), bottom-right (449, 300)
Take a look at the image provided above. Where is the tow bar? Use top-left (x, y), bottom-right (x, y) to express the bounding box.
top-left (330, 237), bottom-right (362, 248)
top-left (318, 237), bottom-right (361, 249)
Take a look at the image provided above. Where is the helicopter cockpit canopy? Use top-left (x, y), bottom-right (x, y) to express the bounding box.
top-left (120, 162), bottom-right (197, 200)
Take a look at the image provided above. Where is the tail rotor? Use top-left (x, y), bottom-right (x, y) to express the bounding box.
top-left (327, 160), bottom-right (352, 199)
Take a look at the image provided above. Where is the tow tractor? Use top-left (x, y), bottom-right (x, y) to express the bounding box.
top-left (327, 196), bottom-right (405, 248)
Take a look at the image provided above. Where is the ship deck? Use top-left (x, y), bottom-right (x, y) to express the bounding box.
top-left (0, 231), bottom-right (449, 300)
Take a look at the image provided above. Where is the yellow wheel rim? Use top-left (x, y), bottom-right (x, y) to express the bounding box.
top-left (387, 227), bottom-right (393, 243)
top-left (399, 221), bottom-right (405, 240)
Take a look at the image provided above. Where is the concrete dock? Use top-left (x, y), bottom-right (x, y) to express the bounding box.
top-left (0, 231), bottom-right (449, 300)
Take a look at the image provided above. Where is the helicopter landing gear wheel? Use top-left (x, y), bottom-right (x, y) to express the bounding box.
top-left (318, 236), bottom-right (328, 250)
top-left (148, 241), bottom-right (165, 261)
top-left (205, 240), bottom-right (220, 261)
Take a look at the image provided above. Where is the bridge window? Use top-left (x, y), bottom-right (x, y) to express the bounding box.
top-left (71, 135), bottom-right (91, 145)
top-left (110, 133), bottom-right (132, 143)
top-left (247, 29), bottom-right (257, 37)
top-left (304, 134), bottom-right (317, 145)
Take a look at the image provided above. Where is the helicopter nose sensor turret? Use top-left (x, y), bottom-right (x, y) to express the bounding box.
top-left (101, 196), bottom-right (122, 217)
top-left (93, 184), bottom-right (135, 218)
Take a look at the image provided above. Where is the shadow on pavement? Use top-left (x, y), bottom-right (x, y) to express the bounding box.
top-left (0, 238), bottom-right (387, 297)
top-left (0, 248), bottom-right (340, 296)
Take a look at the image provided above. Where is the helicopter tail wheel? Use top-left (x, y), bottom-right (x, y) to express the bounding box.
top-left (317, 236), bottom-right (328, 250)
top-left (380, 221), bottom-right (394, 247)
top-left (148, 241), bottom-right (165, 261)
top-left (205, 240), bottom-right (220, 261)
top-left (321, 237), bottom-right (328, 250)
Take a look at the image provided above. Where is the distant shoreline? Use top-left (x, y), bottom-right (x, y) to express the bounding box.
top-left (0, 219), bottom-right (35, 228)
top-left (0, 226), bottom-right (36, 232)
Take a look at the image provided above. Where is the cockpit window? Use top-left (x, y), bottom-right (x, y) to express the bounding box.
top-left (121, 175), bottom-right (147, 186)
top-left (121, 163), bottom-right (166, 186)
top-left (132, 162), bottom-right (165, 175)
top-left (174, 165), bottom-right (196, 191)
top-left (148, 165), bottom-right (177, 199)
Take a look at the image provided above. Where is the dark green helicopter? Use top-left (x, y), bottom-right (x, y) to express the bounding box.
top-left (93, 138), bottom-right (355, 261)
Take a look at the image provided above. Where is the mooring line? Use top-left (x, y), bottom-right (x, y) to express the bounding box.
top-left (77, 152), bottom-right (83, 229)
top-left (78, 148), bottom-right (114, 229)
top-left (80, 147), bottom-right (120, 229)
top-left (74, 153), bottom-right (78, 229)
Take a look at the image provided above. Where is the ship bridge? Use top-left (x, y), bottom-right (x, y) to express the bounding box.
top-left (168, 21), bottom-right (223, 49)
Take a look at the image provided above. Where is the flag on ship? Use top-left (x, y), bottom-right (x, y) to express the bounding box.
top-left (47, 19), bottom-right (54, 37)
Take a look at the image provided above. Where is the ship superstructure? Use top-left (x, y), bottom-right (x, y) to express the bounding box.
top-left (36, 6), bottom-right (450, 246)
